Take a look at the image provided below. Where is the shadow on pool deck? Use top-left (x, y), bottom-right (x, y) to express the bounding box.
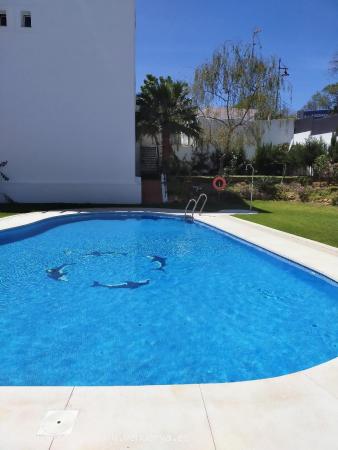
top-left (0, 191), bottom-right (272, 216)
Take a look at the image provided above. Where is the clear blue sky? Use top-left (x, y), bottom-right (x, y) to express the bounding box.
top-left (136, 0), bottom-right (338, 110)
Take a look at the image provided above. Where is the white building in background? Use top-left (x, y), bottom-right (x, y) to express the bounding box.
top-left (243, 119), bottom-right (295, 158)
top-left (0, 0), bottom-right (141, 204)
top-left (140, 114), bottom-right (338, 175)
top-left (139, 118), bottom-right (295, 169)
top-left (291, 115), bottom-right (338, 147)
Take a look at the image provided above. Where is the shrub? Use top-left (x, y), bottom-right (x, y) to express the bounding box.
top-left (298, 176), bottom-right (310, 186)
top-left (230, 147), bottom-right (247, 174)
top-left (231, 181), bottom-right (252, 199)
top-left (329, 130), bottom-right (338, 163)
top-left (210, 149), bottom-right (222, 174)
top-left (298, 186), bottom-right (311, 202)
top-left (313, 154), bottom-right (332, 180)
top-left (307, 186), bottom-right (337, 205)
top-left (274, 184), bottom-right (289, 200)
top-left (290, 138), bottom-right (327, 173)
top-left (331, 192), bottom-right (338, 206)
top-left (254, 144), bottom-right (277, 175)
top-left (332, 163), bottom-right (338, 183)
top-left (256, 177), bottom-right (278, 198)
top-left (303, 138), bottom-right (327, 168)
top-left (254, 143), bottom-right (293, 176)
top-left (274, 184), bottom-right (293, 201)
top-left (191, 148), bottom-right (210, 175)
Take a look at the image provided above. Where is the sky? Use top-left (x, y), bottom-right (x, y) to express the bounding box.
top-left (136, 0), bottom-right (338, 111)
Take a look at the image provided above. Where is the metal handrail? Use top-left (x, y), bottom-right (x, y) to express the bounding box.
top-left (184, 193), bottom-right (208, 221)
top-left (184, 198), bottom-right (197, 220)
top-left (192, 193), bottom-right (208, 218)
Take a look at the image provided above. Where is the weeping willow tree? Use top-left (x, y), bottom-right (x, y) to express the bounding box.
top-left (192, 41), bottom-right (290, 173)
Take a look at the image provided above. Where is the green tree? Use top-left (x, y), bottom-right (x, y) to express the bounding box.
top-left (289, 138), bottom-right (327, 173)
top-left (254, 143), bottom-right (291, 176)
top-left (273, 143), bottom-right (293, 179)
top-left (303, 83), bottom-right (338, 112)
top-left (254, 144), bottom-right (276, 174)
top-left (136, 75), bottom-right (200, 172)
top-left (329, 129), bottom-right (338, 163)
top-left (192, 40), bottom-right (290, 173)
top-left (313, 154), bottom-right (331, 180)
top-left (302, 138), bottom-right (327, 168)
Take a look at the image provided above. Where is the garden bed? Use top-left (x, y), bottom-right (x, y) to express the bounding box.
top-left (168, 176), bottom-right (338, 206)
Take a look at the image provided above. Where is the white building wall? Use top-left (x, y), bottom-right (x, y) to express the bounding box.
top-left (291, 131), bottom-right (312, 146)
top-left (291, 132), bottom-right (333, 147)
top-left (313, 132), bottom-right (333, 146)
top-left (245, 119), bottom-right (295, 158)
top-left (0, 0), bottom-right (141, 204)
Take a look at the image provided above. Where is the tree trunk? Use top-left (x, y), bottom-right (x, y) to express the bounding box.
top-left (161, 129), bottom-right (172, 173)
top-left (219, 132), bottom-right (232, 175)
top-left (219, 154), bottom-right (226, 175)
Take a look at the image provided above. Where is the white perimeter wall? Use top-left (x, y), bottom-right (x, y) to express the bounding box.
top-left (140, 119), bottom-right (295, 162)
top-left (0, 0), bottom-right (141, 204)
top-left (245, 119), bottom-right (295, 158)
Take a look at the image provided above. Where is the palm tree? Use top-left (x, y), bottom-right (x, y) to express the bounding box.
top-left (136, 75), bottom-right (200, 172)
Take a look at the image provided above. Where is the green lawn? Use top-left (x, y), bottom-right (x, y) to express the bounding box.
top-left (0, 212), bottom-right (15, 218)
top-left (236, 201), bottom-right (338, 247)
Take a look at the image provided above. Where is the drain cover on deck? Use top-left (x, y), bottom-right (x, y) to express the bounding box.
top-left (37, 410), bottom-right (79, 436)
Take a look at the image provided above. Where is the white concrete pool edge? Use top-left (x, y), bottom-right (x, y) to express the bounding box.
top-left (0, 209), bottom-right (337, 450)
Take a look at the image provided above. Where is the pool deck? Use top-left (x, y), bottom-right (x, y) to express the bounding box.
top-left (0, 209), bottom-right (337, 450)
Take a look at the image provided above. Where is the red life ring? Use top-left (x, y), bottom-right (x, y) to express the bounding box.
top-left (212, 176), bottom-right (227, 192)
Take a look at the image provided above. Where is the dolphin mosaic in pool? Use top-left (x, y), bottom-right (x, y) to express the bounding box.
top-left (85, 250), bottom-right (127, 258)
top-left (148, 255), bottom-right (167, 271)
top-left (46, 252), bottom-right (168, 284)
top-left (92, 280), bottom-right (150, 290)
top-left (46, 263), bottom-right (74, 282)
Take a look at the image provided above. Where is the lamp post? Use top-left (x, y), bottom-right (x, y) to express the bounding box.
top-left (276, 58), bottom-right (290, 113)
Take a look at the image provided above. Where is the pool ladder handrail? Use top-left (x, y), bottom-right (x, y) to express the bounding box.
top-left (185, 193), bottom-right (208, 221)
top-left (184, 198), bottom-right (197, 221)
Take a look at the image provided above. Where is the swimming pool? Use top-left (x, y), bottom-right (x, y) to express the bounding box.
top-left (0, 213), bottom-right (337, 386)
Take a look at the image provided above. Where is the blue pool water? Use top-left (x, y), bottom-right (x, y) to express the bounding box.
top-left (0, 213), bottom-right (337, 386)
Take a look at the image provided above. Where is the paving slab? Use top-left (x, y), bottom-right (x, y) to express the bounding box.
top-left (51, 385), bottom-right (215, 450)
top-left (0, 387), bottom-right (73, 450)
top-left (304, 358), bottom-right (338, 400)
top-left (201, 371), bottom-right (338, 450)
